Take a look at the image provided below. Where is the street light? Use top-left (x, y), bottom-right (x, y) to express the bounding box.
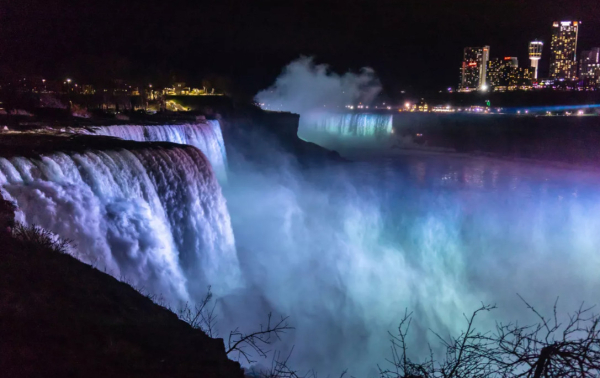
top-left (65, 79), bottom-right (72, 112)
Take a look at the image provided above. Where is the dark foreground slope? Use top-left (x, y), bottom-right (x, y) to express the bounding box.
top-left (0, 229), bottom-right (243, 378)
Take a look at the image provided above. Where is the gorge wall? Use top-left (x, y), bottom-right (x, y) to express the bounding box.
top-left (220, 110), bottom-right (343, 168)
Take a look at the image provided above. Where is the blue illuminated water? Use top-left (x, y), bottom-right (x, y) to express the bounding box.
top-left (224, 149), bottom-right (600, 375)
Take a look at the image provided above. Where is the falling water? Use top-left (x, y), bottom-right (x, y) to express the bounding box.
top-left (92, 121), bottom-right (228, 182)
top-left (298, 112), bottom-right (393, 153)
top-left (0, 144), bottom-right (238, 301)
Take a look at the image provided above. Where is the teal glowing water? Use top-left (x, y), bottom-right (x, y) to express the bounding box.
top-left (298, 112), bottom-right (393, 151)
top-left (307, 113), bottom-right (392, 136)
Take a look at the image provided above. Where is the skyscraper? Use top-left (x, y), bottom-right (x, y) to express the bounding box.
top-left (549, 21), bottom-right (580, 80)
top-left (459, 46), bottom-right (490, 91)
top-left (529, 41), bottom-right (543, 79)
top-left (488, 57), bottom-right (524, 90)
top-left (488, 57), bottom-right (517, 86)
top-left (579, 48), bottom-right (600, 79)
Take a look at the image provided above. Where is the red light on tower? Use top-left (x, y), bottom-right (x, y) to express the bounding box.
top-left (504, 57), bottom-right (511, 60)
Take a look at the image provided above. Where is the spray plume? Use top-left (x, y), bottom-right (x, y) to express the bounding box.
top-left (255, 56), bottom-right (381, 114)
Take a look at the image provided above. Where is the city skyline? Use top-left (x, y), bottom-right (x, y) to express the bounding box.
top-left (457, 20), bottom-right (599, 92)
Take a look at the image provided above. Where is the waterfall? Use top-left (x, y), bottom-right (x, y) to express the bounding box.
top-left (298, 113), bottom-right (393, 153)
top-left (308, 113), bottom-right (392, 136)
top-left (92, 121), bottom-right (228, 182)
top-left (0, 143), bottom-right (239, 301)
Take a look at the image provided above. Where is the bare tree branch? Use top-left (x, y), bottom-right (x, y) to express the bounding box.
top-left (178, 286), bottom-right (218, 337)
top-left (226, 313), bottom-right (293, 364)
top-left (491, 296), bottom-right (600, 378)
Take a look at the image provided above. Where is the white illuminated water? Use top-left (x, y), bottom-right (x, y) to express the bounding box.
top-left (0, 145), bottom-right (238, 300)
top-left (92, 121), bottom-right (228, 182)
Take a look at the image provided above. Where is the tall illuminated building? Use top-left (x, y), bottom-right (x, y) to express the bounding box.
top-left (579, 48), bottom-right (600, 79)
top-left (488, 57), bottom-right (524, 90)
top-left (459, 46), bottom-right (490, 91)
top-left (549, 21), bottom-right (580, 80)
top-left (488, 57), bottom-right (517, 86)
top-left (529, 41), bottom-right (543, 79)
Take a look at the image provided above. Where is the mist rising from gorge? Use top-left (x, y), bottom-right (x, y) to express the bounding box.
top-left (255, 56), bottom-right (382, 114)
top-left (219, 124), bottom-right (600, 376)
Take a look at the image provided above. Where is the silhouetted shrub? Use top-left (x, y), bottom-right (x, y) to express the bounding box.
top-left (12, 223), bottom-right (72, 254)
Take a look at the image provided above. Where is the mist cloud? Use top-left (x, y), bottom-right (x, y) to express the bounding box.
top-left (255, 56), bottom-right (382, 114)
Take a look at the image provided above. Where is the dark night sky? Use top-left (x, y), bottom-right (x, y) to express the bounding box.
top-left (3, 0), bottom-right (600, 97)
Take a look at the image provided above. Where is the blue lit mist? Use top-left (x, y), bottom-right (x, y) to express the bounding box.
top-left (223, 145), bottom-right (600, 375)
top-left (246, 59), bottom-right (600, 374)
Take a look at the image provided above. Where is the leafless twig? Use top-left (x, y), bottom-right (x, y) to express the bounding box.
top-left (178, 286), bottom-right (218, 337)
top-left (226, 312), bottom-right (293, 364)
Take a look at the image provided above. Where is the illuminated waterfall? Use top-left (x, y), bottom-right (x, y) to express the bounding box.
top-left (298, 113), bottom-right (393, 152)
top-left (308, 113), bottom-right (393, 136)
top-left (92, 121), bottom-right (228, 182)
top-left (0, 144), bottom-right (239, 301)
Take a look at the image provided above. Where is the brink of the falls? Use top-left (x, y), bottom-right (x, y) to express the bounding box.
top-left (91, 121), bottom-right (228, 182)
top-left (0, 134), bottom-right (239, 302)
